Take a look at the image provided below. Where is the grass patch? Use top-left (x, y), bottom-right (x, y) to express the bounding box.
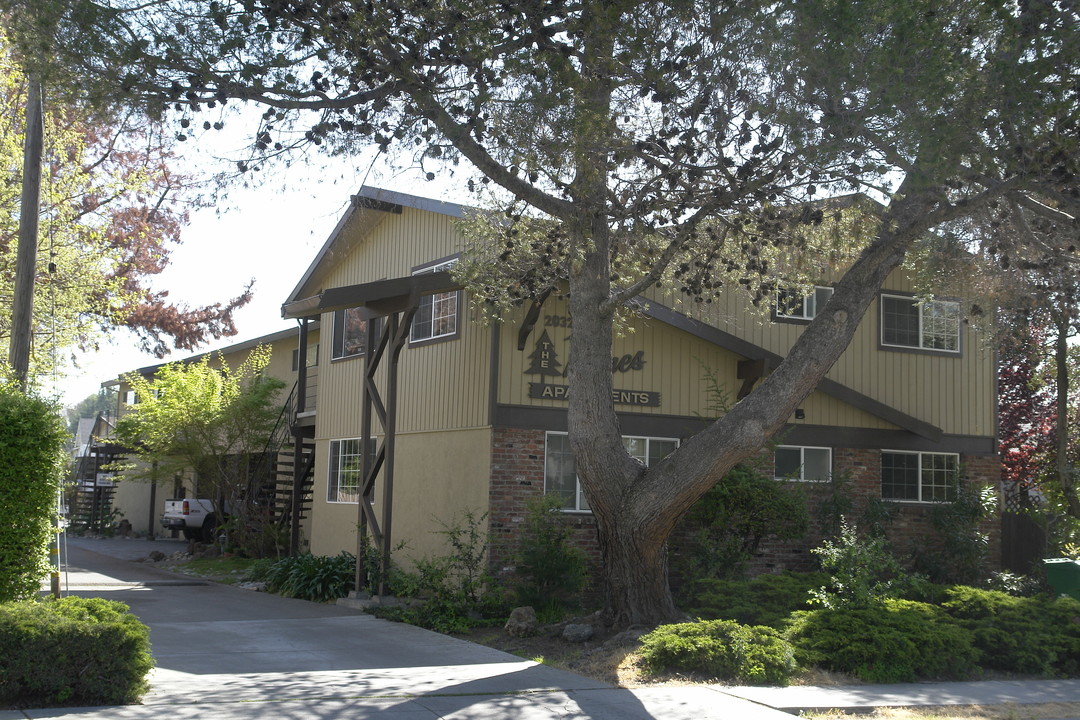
top-left (170, 556), bottom-right (261, 584)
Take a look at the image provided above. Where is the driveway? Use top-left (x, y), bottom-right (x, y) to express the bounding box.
top-left (13, 535), bottom-right (793, 720)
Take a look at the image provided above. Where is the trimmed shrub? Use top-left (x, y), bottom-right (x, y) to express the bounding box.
top-left (0, 597), bottom-right (153, 707)
top-left (0, 388), bottom-right (68, 601)
top-left (639, 619), bottom-right (798, 685)
top-left (685, 572), bottom-right (827, 629)
top-left (940, 586), bottom-right (1080, 676)
top-left (787, 599), bottom-right (977, 683)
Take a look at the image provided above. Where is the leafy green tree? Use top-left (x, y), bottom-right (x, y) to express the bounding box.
top-left (113, 345), bottom-right (285, 550)
top-left (0, 32), bottom-right (252, 387)
top-left (0, 383), bottom-right (68, 601)
top-left (65, 388), bottom-right (116, 436)
top-left (12, 0), bottom-right (1079, 625)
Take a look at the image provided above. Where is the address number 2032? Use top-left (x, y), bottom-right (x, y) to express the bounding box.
top-left (544, 314), bottom-right (572, 328)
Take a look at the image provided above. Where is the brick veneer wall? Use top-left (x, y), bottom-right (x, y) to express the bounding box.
top-left (488, 426), bottom-right (1003, 591)
top-left (738, 449), bottom-right (1002, 578)
top-left (489, 427), bottom-right (604, 591)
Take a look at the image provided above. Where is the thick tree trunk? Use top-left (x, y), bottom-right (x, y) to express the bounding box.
top-left (567, 184), bottom-right (948, 628)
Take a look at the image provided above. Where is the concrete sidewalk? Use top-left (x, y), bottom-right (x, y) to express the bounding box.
top-left (16, 535), bottom-right (1080, 720)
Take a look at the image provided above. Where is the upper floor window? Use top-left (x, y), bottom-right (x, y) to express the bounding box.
top-left (332, 308), bottom-right (369, 360)
top-left (880, 294), bottom-right (960, 353)
top-left (545, 432), bottom-right (678, 512)
top-left (881, 450), bottom-right (959, 502)
top-left (776, 286), bottom-right (833, 321)
top-left (775, 445), bottom-right (831, 482)
top-left (410, 258), bottom-right (460, 345)
top-left (291, 343), bottom-right (320, 371)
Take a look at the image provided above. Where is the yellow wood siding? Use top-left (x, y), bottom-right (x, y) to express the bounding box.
top-left (649, 266), bottom-right (995, 437)
top-left (308, 427), bottom-right (491, 559)
top-left (502, 295), bottom-right (906, 429)
top-left (312, 207), bottom-right (491, 439)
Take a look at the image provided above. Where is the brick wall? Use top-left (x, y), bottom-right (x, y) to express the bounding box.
top-left (488, 427), bottom-right (1003, 592)
top-left (488, 427), bottom-right (604, 591)
top-left (742, 448), bottom-right (1003, 578)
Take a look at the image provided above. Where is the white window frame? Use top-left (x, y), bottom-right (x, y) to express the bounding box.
top-left (776, 286), bottom-right (834, 321)
top-left (774, 445), bottom-right (832, 482)
top-left (327, 437), bottom-right (377, 504)
top-left (410, 258), bottom-right (460, 345)
top-left (880, 450), bottom-right (960, 503)
top-left (880, 294), bottom-right (960, 353)
top-left (544, 432), bottom-right (679, 512)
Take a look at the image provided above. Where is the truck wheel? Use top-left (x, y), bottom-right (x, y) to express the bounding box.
top-left (202, 515), bottom-right (218, 545)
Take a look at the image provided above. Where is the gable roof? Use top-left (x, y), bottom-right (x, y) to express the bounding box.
top-left (286, 186), bottom-right (472, 305)
top-left (283, 188), bottom-right (945, 442)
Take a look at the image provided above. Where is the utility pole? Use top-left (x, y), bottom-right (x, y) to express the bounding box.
top-left (10, 77), bottom-right (44, 391)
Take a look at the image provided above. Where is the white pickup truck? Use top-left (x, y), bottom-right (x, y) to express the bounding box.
top-left (161, 499), bottom-right (222, 543)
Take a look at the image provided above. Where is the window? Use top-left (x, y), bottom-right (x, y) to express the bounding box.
top-left (881, 294), bottom-right (960, 352)
top-left (881, 451), bottom-right (959, 502)
top-left (775, 446), bottom-right (831, 481)
top-left (332, 308), bottom-right (370, 360)
top-left (328, 437), bottom-right (377, 503)
top-left (291, 344), bottom-right (319, 371)
top-left (544, 432), bottom-right (679, 512)
top-left (776, 286), bottom-right (833, 321)
top-left (410, 259), bottom-right (459, 344)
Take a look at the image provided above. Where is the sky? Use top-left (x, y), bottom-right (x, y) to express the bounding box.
top-left (50, 134), bottom-right (466, 410)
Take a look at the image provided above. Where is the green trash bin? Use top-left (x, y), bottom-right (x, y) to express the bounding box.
top-left (1043, 558), bottom-right (1080, 601)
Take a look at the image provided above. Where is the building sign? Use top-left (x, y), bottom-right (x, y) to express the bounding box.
top-left (528, 383), bottom-right (661, 407)
top-left (525, 330), bottom-right (563, 377)
top-left (523, 331), bottom-right (660, 406)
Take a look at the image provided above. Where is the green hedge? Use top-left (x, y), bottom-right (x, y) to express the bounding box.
top-left (639, 619), bottom-right (798, 685)
top-left (940, 586), bottom-right (1080, 676)
top-left (786, 599), bottom-right (978, 683)
top-left (0, 389), bottom-right (68, 601)
top-left (0, 597), bottom-right (154, 707)
top-left (684, 571), bottom-right (827, 629)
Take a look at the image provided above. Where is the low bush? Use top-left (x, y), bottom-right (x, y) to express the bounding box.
top-left (810, 520), bottom-right (919, 609)
top-left (262, 552), bottom-right (355, 603)
top-left (0, 597), bottom-right (153, 708)
top-left (514, 495), bottom-right (587, 619)
top-left (684, 571), bottom-right (827, 629)
top-left (639, 619), bottom-right (797, 685)
top-left (940, 586), bottom-right (1080, 676)
top-left (369, 511), bottom-right (511, 634)
top-left (674, 464), bottom-right (808, 580)
top-left (786, 599), bottom-right (978, 683)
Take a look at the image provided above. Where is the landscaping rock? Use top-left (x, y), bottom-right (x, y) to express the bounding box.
top-left (604, 625), bottom-right (650, 648)
top-left (236, 581), bottom-right (268, 592)
top-left (562, 623), bottom-right (594, 643)
top-left (505, 606), bottom-right (539, 637)
top-left (147, 551), bottom-right (166, 562)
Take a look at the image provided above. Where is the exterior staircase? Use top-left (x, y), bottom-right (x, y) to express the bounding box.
top-left (249, 381), bottom-right (316, 545)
